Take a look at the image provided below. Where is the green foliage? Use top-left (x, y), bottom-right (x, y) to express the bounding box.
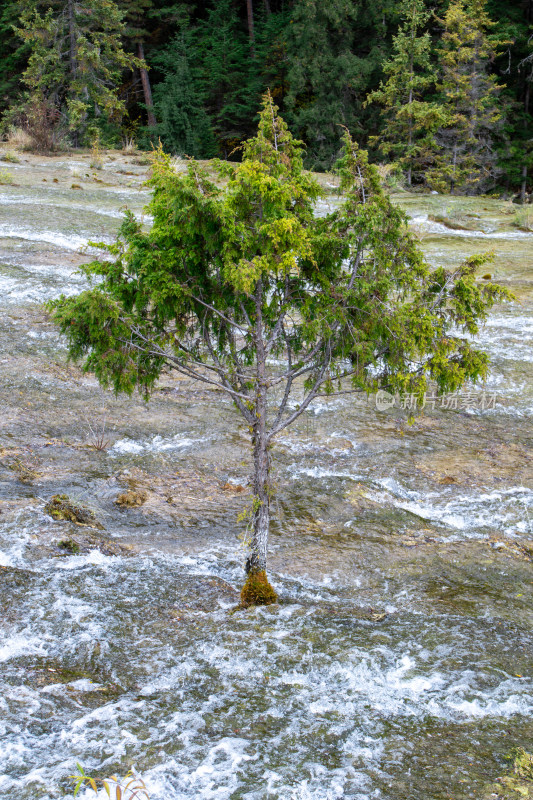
top-left (0, 2), bottom-right (29, 115)
top-left (428, 0), bottom-right (505, 194)
top-left (0, 0), bottom-right (531, 191)
top-left (284, 0), bottom-right (398, 170)
top-left (71, 763), bottom-right (150, 799)
top-left (153, 27), bottom-right (216, 157)
top-left (49, 94), bottom-right (509, 405)
top-left (365, 0), bottom-right (444, 186)
top-left (48, 95), bottom-right (510, 574)
top-left (15, 0), bottom-right (139, 144)
top-left (196, 0), bottom-right (260, 155)
top-left (0, 168), bottom-right (15, 185)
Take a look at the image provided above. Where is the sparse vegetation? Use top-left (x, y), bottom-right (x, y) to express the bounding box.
top-left (512, 207), bottom-right (533, 232)
top-left (0, 150), bottom-right (19, 163)
top-left (0, 167), bottom-right (14, 184)
top-left (71, 764), bottom-right (150, 799)
top-left (44, 494), bottom-right (102, 528)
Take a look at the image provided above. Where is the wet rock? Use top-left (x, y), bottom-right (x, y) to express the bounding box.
top-left (53, 529), bottom-right (132, 557)
top-left (0, 448), bottom-right (40, 483)
top-left (222, 482), bottom-right (246, 493)
top-left (57, 538), bottom-right (80, 554)
top-left (113, 466), bottom-right (248, 523)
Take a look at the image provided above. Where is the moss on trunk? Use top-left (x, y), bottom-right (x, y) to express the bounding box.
top-left (240, 570), bottom-right (277, 607)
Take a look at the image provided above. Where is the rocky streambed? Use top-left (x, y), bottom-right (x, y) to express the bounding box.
top-left (0, 149), bottom-right (532, 800)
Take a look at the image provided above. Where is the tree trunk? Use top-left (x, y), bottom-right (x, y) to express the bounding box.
top-left (246, 0), bottom-right (255, 57)
top-left (521, 76), bottom-right (531, 204)
top-left (68, 0), bottom-right (77, 79)
top-left (68, 0), bottom-right (79, 146)
top-left (247, 430), bottom-right (270, 574)
top-left (247, 276), bottom-right (269, 573)
top-left (137, 42), bottom-right (157, 127)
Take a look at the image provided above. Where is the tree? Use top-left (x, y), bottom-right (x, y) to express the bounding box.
top-left (0, 2), bottom-right (29, 116)
top-left (196, 0), bottom-right (261, 156)
top-left (48, 94), bottom-right (507, 603)
top-left (153, 27), bottom-right (217, 157)
top-left (284, 0), bottom-right (398, 170)
top-left (115, 0), bottom-right (157, 126)
top-left (428, 0), bottom-right (504, 194)
top-left (365, 0), bottom-right (444, 187)
top-left (16, 0), bottom-right (137, 145)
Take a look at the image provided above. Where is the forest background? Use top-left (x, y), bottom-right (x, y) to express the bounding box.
top-left (0, 0), bottom-right (532, 197)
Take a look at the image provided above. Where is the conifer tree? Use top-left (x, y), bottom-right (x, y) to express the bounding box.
top-left (154, 28), bottom-right (216, 157)
top-left (0, 3), bottom-right (29, 115)
top-left (365, 0), bottom-right (444, 186)
top-left (284, 0), bottom-right (397, 170)
top-left (49, 95), bottom-right (507, 601)
top-left (197, 0), bottom-right (260, 156)
top-left (428, 0), bottom-right (504, 194)
top-left (16, 0), bottom-right (137, 145)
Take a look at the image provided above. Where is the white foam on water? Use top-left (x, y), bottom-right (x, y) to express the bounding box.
top-left (410, 213), bottom-right (533, 239)
top-left (55, 550), bottom-right (117, 570)
top-left (0, 224), bottom-right (111, 251)
top-left (0, 550), bottom-right (14, 567)
top-left (0, 273), bottom-right (87, 304)
top-left (288, 465), bottom-right (364, 481)
top-left (109, 434), bottom-right (209, 456)
top-left (0, 634), bottom-right (47, 663)
top-left (372, 482), bottom-right (533, 537)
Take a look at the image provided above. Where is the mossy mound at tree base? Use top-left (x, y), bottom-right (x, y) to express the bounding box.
top-left (240, 570), bottom-right (278, 607)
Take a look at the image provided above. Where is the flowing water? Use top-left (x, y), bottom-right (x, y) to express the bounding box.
top-left (0, 153), bottom-right (532, 800)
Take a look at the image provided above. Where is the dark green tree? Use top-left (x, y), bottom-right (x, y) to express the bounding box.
top-left (196, 0), bottom-right (260, 155)
top-left (49, 95), bottom-right (507, 600)
top-left (428, 0), bottom-right (505, 194)
top-left (365, 0), bottom-right (444, 186)
top-left (153, 28), bottom-right (216, 157)
top-left (16, 0), bottom-right (138, 145)
top-left (0, 2), bottom-right (29, 116)
top-left (284, 0), bottom-right (397, 170)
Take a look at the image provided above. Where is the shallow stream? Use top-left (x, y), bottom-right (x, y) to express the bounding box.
top-left (0, 152), bottom-right (531, 799)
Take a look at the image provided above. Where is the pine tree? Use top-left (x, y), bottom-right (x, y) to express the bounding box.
top-left (154, 28), bottom-right (216, 157)
top-left (486, 0), bottom-right (533, 200)
top-left (284, 0), bottom-right (398, 170)
top-left (0, 2), bottom-right (29, 116)
top-left (16, 0), bottom-right (137, 145)
top-left (365, 0), bottom-right (444, 187)
top-left (196, 0), bottom-right (260, 156)
top-left (428, 0), bottom-right (504, 194)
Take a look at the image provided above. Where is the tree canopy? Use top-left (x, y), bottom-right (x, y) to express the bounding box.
top-left (48, 95), bottom-right (508, 600)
